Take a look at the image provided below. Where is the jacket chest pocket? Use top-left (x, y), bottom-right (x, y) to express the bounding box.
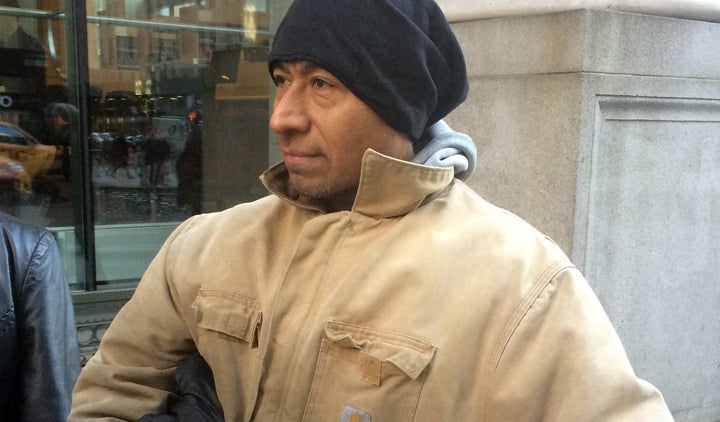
top-left (302, 321), bottom-right (436, 422)
top-left (192, 289), bottom-right (262, 348)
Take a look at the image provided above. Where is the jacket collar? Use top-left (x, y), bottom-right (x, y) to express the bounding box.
top-left (260, 149), bottom-right (454, 218)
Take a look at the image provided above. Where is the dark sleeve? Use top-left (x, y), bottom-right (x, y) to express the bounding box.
top-left (138, 353), bottom-right (224, 422)
top-left (16, 230), bottom-right (80, 422)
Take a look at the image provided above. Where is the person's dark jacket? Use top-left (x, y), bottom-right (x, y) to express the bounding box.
top-left (0, 212), bottom-right (80, 421)
top-left (138, 353), bottom-right (224, 422)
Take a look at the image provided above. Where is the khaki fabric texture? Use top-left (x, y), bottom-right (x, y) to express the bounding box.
top-left (69, 150), bottom-right (672, 421)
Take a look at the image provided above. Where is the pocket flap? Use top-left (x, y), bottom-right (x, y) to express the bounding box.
top-left (324, 321), bottom-right (436, 380)
top-left (192, 289), bottom-right (262, 345)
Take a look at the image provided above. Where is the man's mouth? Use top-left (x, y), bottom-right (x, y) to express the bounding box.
top-left (281, 149), bottom-right (321, 167)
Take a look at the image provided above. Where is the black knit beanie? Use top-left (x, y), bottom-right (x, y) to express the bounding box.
top-left (268, 0), bottom-right (468, 150)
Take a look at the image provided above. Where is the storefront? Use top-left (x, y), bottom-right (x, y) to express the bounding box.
top-left (0, 0), bottom-right (291, 362)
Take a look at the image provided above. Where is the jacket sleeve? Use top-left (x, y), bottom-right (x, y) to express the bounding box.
top-left (17, 230), bottom-right (80, 422)
top-left (138, 352), bottom-right (224, 422)
top-left (484, 266), bottom-right (674, 421)
top-left (69, 217), bottom-right (201, 421)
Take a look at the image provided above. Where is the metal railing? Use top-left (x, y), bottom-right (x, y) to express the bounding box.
top-left (0, 6), bottom-right (272, 37)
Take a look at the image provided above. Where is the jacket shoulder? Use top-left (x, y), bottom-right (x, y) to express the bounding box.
top-left (1, 214), bottom-right (57, 280)
top-left (433, 181), bottom-right (570, 262)
top-left (0, 214), bottom-right (48, 247)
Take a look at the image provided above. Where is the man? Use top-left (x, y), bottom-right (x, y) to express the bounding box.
top-left (70, 0), bottom-right (673, 420)
top-left (0, 212), bottom-right (80, 420)
top-left (46, 102), bottom-right (78, 180)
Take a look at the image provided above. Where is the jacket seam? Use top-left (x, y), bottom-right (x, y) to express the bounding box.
top-left (18, 232), bottom-right (49, 297)
top-left (266, 214), bottom-right (355, 419)
top-left (479, 260), bottom-right (573, 421)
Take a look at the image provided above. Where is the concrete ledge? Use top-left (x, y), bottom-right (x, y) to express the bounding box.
top-left (453, 9), bottom-right (720, 79)
top-left (438, 0), bottom-right (720, 24)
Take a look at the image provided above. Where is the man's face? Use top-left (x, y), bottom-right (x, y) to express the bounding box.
top-left (270, 61), bottom-right (413, 211)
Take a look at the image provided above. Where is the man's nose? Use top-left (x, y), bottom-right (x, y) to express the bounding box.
top-left (269, 87), bottom-right (310, 136)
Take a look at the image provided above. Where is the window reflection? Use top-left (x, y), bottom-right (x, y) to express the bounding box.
top-left (0, 0), bottom-right (286, 290)
top-left (88, 0), bottom-right (272, 225)
top-left (0, 0), bottom-right (72, 228)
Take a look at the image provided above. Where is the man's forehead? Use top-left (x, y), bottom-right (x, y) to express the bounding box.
top-left (273, 60), bottom-right (325, 75)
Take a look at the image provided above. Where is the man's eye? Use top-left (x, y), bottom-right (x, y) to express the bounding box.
top-left (312, 78), bottom-right (331, 89)
top-left (272, 75), bottom-right (288, 86)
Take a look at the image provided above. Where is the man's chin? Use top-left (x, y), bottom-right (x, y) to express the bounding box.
top-left (288, 181), bottom-right (333, 203)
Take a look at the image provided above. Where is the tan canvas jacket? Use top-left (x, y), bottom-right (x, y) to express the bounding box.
top-left (70, 150), bottom-right (673, 421)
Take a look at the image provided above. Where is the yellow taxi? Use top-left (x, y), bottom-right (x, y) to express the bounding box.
top-left (0, 121), bottom-right (55, 179)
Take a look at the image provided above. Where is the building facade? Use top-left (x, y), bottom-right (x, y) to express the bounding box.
top-left (0, 0), bottom-right (717, 420)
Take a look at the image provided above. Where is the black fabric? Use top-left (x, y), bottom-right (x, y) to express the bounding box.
top-left (268, 0), bottom-right (468, 148)
top-left (139, 353), bottom-right (224, 422)
top-left (0, 212), bottom-right (80, 421)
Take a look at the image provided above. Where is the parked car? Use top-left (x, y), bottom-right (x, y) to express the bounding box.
top-left (0, 121), bottom-right (55, 178)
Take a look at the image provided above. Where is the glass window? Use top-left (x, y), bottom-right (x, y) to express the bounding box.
top-left (0, 0), bottom-right (292, 298)
top-left (0, 0), bottom-right (82, 288)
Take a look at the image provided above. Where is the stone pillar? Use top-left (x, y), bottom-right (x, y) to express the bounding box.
top-left (444, 8), bottom-right (720, 422)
